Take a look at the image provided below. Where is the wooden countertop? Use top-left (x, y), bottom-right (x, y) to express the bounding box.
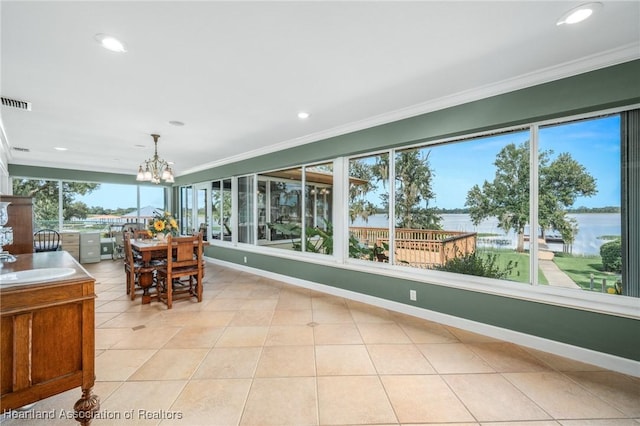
top-left (0, 251), bottom-right (94, 293)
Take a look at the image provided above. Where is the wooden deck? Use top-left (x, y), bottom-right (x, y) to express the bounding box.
top-left (350, 227), bottom-right (477, 268)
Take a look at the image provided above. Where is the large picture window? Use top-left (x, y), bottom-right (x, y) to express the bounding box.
top-left (63, 183), bottom-right (136, 232)
top-left (12, 178), bottom-right (168, 259)
top-left (348, 132), bottom-right (534, 284)
top-left (343, 113), bottom-right (630, 296)
top-left (185, 109), bottom-right (634, 298)
top-left (255, 163), bottom-right (334, 255)
top-left (12, 179), bottom-right (166, 233)
top-left (538, 115), bottom-right (623, 295)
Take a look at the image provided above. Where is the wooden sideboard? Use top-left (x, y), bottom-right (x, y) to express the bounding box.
top-left (0, 251), bottom-right (99, 425)
top-left (0, 195), bottom-right (34, 255)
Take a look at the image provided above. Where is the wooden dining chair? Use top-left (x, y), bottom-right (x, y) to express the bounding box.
top-left (123, 233), bottom-right (157, 301)
top-left (156, 233), bottom-right (203, 309)
top-left (33, 229), bottom-right (61, 252)
top-left (133, 229), bottom-right (152, 240)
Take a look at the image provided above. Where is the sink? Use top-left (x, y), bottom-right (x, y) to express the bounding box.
top-left (0, 268), bottom-right (76, 286)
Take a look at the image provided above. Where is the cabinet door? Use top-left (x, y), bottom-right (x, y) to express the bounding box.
top-left (0, 196), bottom-right (34, 255)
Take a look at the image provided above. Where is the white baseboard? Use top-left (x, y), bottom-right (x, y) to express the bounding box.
top-left (206, 256), bottom-right (640, 378)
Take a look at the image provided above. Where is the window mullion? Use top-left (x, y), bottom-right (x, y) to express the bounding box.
top-left (388, 150), bottom-right (395, 266)
top-left (58, 180), bottom-right (63, 231)
top-left (334, 157), bottom-right (347, 263)
top-left (253, 174), bottom-right (258, 245)
top-left (530, 125), bottom-right (539, 286)
top-left (301, 166), bottom-right (306, 252)
top-left (231, 177), bottom-right (238, 245)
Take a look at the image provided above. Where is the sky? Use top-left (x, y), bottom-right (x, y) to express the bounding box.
top-left (366, 114), bottom-right (621, 210)
top-left (77, 183), bottom-right (165, 211)
top-left (78, 115), bottom-right (621, 211)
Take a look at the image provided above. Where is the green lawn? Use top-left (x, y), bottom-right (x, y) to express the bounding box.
top-left (476, 250), bottom-right (548, 285)
top-left (480, 250), bottom-right (619, 293)
top-left (552, 252), bottom-right (619, 292)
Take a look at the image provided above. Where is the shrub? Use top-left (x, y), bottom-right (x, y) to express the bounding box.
top-left (600, 239), bottom-right (622, 273)
top-left (436, 252), bottom-right (514, 279)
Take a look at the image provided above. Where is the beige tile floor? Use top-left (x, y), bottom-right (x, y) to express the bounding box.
top-left (2, 260), bottom-right (639, 425)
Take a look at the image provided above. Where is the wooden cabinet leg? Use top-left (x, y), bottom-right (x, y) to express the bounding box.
top-left (73, 388), bottom-right (100, 425)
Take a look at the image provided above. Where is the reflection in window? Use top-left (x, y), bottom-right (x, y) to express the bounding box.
top-left (212, 179), bottom-right (232, 241)
top-left (348, 153), bottom-right (389, 262)
top-left (304, 163), bottom-right (333, 254)
top-left (269, 168), bottom-right (302, 246)
top-left (212, 181), bottom-right (221, 240)
top-left (196, 186), bottom-right (209, 240)
top-left (257, 180), bottom-right (267, 240)
top-left (256, 164), bottom-right (334, 255)
top-left (538, 115), bottom-right (622, 294)
top-left (238, 176), bottom-right (255, 244)
top-left (180, 185), bottom-right (192, 235)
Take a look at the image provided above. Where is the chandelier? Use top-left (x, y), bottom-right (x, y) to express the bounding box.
top-left (136, 134), bottom-right (175, 184)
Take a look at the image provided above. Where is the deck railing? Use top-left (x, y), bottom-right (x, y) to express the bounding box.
top-left (350, 227), bottom-right (477, 268)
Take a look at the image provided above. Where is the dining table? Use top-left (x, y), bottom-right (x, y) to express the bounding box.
top-left (130, 237), bottom-right (208, 304)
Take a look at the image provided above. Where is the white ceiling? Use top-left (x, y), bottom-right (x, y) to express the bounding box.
top-left (2, 1), bottom-right (639, 179)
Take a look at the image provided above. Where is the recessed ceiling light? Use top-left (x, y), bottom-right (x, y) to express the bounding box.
top-left (169, 120), bottom-right (185, 126)
top-left (94, 33), bottom-right (127, 53)
top-left (54, 147), bottom-right (68, 151)
top-left (297, 112), bottom-right (310, 119)
top-left (556, 2), bottom-right (602, 26)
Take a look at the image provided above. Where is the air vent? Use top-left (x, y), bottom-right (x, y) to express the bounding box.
top-left (1, 97), bottom-right (32, 111)
top-left (12, 147), bottom-right (31, 153)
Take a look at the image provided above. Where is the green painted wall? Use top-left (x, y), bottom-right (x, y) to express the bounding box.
top-left (8, 165), bottom-right (171, 187)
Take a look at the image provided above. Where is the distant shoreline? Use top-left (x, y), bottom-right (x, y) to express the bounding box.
top-left (352, 212), bottom-right (621, 256)
top-left (424, 206), bottom-right (622, 215)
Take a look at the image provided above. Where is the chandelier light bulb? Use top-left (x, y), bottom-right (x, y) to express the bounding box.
top-left (135, 134), bottom-right (175, 184)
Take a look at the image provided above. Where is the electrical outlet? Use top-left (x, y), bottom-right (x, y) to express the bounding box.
top-left (409, 289), bottom-right (417, 301)
top-left (243, 256), bottom-right (247, 263)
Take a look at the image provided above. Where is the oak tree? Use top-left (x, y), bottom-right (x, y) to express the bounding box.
top-left (465, 141), bottom-right (596, 252)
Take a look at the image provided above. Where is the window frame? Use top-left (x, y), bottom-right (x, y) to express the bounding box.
top-left (187, 106), bottom-right (638, 317)
top-left (11, 176), bottom-right (169, 231)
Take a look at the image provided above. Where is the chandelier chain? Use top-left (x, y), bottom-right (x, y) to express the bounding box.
top-left (136, 134), bottom-right (175, 184)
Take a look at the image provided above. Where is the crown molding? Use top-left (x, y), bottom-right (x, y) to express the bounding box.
top-left (180, 43), bottom-right (640, 177)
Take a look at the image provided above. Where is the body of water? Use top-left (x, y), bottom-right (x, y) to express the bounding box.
top-left (350, 213), bottom-right (621, 256)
